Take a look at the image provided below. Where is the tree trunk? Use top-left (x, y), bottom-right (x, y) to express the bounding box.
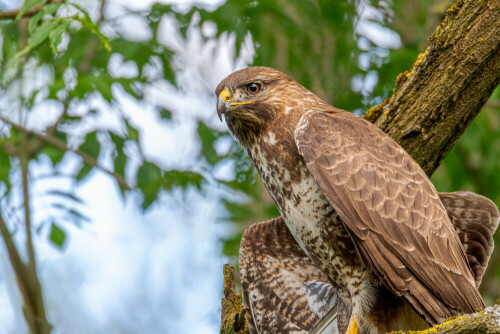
top-left (221, 0), bottom-right (500, 332)
top-left (363, 0), bottom-right (500, 176)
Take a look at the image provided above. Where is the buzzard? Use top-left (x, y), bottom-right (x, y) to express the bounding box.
top-left (239, 192), bottom-right (499, 333)
top-left (215, 67), bottom-right (499, 334)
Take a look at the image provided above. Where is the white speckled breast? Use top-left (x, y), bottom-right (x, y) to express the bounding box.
top-left (247, 133), bottom-right (373, 302)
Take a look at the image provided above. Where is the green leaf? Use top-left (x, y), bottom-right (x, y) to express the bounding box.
top-left (49, 20), bottom-right (69, 53)
top-left (70, 3), bottom-right (111, 51)
top-left (0, 23), bottom-right (20, 85)
top-left (159, 108), bottom-right (172, 120)
top-left (15, 0), bottom-right (46, 22)
top-left (137, 161), bottom-right (162, 210)
top-left (74, 71), bottom-right (114, 101)
top-left (78, 131), bottom-right (100, 160)
top-left (74, 130), bottom-right (99, 172)
top-left (76, 164), bottom-right (92, 181)
top-left (28, 3), bottom-right (62, 34)
top-left (137, 161), bottom-right (162, 187)
top-left (0, 146), bottom-right (12, 193)
top-left (23, 19), bottom-right (59, 55)
top-left (48, 222), bottom-right (66, 248)
top-left (197, 122), bottom-right (226, 165)
top-left (38, 144), bottom-right (65, 166)
top-left (162, 170), bottom-right (204, 190)
top-left (110, 133), bottom-right (127, 179)
top-left (125, 120), bottom-right (139, 142)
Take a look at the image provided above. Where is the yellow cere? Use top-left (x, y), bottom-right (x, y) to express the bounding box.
top-left (219, 89), bottom-right (231, 102)
top-left (346, 319), bottom-right (359, 334)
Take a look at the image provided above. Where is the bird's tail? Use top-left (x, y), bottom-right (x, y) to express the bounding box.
top-left (440, 191), bottom-right (500, 287)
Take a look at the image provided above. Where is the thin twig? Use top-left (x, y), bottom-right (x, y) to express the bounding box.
top-left (79, 0), bottom-right (107, 73)
top-left (0, 209), bottom-right (36, 330)
top-left (96, 0), bottom-right (107, 26)
top-left (0, 0), bottom-right (63, 21)
top-left (19, 146), bottom-right (52, 333)
top-left (0, 115), bottom-right (131, 190)
top-left (20, 152), bottom-right (35, 276)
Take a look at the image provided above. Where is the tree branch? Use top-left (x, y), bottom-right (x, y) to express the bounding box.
top-left (222, 0), bottom-right (500, 333)
top-left (220, 265), bottom-right (249, 334)
top-left (0, 0), bottom-right (63, 21)
top-left (0, 115), bottom-right (131, 190)
top-left (363, 0), bottom-right (500, 176)
top-left (19, 151), bottom-right (51, 334)
top-left (0, 210), bottom-right (37, 332)
top-left (389, 305), bottom-right (500, 333)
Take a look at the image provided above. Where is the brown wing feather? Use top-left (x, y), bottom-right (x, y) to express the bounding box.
top-left (238, 194), bottom-right (497, 332)
top-left (440, 191), bottom-right (499, 286)
top-left (239, 217), bottom-right (339, 334)
top-left (294, 110), bottom-right (485, 325)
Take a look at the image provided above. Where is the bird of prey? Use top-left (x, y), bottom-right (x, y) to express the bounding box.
top-left (239, 192), bottom-right (499, 334)
top-left (215, 67), bottom-right (499, 334)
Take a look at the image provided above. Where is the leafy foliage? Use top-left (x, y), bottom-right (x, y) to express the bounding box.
top-left (0, 2), bottom-right (499, 330)
top-left (0, 1), bottom-right (206, 226)
top-left (49, 222), bottom-right (66, 248)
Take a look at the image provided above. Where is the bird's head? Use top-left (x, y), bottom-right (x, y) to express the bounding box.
top-left (215, 67), bottom-right (300, 145)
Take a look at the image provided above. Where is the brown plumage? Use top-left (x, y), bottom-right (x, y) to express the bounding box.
top-left (240, 191), bottom-right (498, 333)
top-left (239, 217), bottom-right (339, 334)
top-left (216, 67), bottom-right (499, 333)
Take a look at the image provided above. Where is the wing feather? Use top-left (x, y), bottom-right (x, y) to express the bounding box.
top-left (439, 191), bottom-right (499, 286)
top-left (239, 217), bottom-right (339, 334)
top-left (294, 110), bottom-right (485, 325)
top-left (237, 191), bottom-right (498, 332)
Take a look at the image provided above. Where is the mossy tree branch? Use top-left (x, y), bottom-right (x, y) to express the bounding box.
top-left (220, 265), bottom-right (249, 334)
top-left (363, 0), bottom-right (500, 176)
top-left (222, 0), bottom-right (500, 332)
top-left (390, 305), bottom-right (500, 333)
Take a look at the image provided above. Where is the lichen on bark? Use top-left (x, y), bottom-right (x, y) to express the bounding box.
top-left (390, 304), bottom-right (500, 333)
top-left (364, 0), bottom-right (500, 176)
top-left (220, 264), bottom-right (249, 334)
top-left (220, 0), bottom-right (500, 332)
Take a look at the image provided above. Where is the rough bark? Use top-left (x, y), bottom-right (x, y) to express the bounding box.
top-left (222, 264), bottom-right (500, 333)
top-left (363, 0), bottom-right (500, 176)
top-left (220, 265), bottom-right (249, 334)
top-left (390, 305), bottom-right (500, 333)
top-left (221, 0), bottom-right (500, 333)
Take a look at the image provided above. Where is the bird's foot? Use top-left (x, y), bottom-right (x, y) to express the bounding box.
top-left (346, 318), bottom-right (359, 334)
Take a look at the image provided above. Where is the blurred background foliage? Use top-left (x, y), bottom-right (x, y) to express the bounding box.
top-left (186, 0), bottom-right (500, 303)
top-left (0, 0), bottom-right (499, 331)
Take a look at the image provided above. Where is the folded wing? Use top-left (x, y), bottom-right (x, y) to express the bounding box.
top-left (294, 110), bottom-right (485, 324)
top-left (239, 192), bottom-right (498, 332)
top-left (239, 217), bottom-right (339, 334)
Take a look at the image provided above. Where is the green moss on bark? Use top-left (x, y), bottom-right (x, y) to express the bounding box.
top-left (390, 305), bottom-right (500, 333)
top-left (220, 264), bottom-right (249, 334)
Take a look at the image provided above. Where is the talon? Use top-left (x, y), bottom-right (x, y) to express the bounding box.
top-left (347, 318), bottom-right (358, 334)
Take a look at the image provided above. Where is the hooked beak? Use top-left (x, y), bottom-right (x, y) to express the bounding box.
top-left (217, 96), bottom-right (231, 122)
top-left (217, 89), bottom-right (253, 122)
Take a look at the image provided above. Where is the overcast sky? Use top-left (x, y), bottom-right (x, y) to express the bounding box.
top-left (0, 0), bottom-right (399, 333)
top-left (0, 0), bottom-right (253, 333)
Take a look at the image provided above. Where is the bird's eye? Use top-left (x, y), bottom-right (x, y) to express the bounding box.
top-left (247, 83), bottom-right (261, 94)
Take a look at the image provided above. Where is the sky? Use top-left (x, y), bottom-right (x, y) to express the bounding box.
top-left (0, 0), bottom-right (399, 333)
top-left (0, 0), bottom-right (254, 333)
